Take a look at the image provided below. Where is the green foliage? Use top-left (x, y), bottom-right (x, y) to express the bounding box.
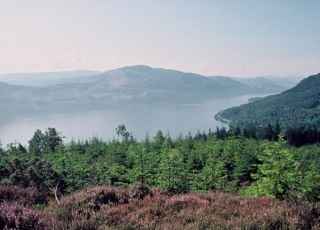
top-left (0, 156), bottom-right (62, 194)
top-left (196, 156), bottom-right (227, 191)
top-left (105, 164), bottom-right (129, 186)
top-left (128, 145), bottom-right (157, 186)
top-left (219, 73), bottom-right (320, 129)
top-left (29, 128), bottom-right (62, 155)
top-left (1, 127), bottom-right (320, 202)
top-left (158, 149), bottom-right (191, 193)
top-left (28, 129), bottom-right (46, 155)
top-left (45, 127), bottom-right (63, 152)
top-left (299, 163), bottom-right (320, 201)
top-left (243, 140), bottom-right (298, 199)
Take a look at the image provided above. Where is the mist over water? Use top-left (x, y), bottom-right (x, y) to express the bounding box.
top-left (0, 95), bottom-right (259, 146)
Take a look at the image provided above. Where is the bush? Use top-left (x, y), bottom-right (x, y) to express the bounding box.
top-left (0, 202), bottom-right (52, 230)
top-left (129, 183), bottom-right (152, 200)
top-left (1, 185), bottom-right (318, 229)
top-left (50, 186), bottom-right (130, 229)
top-left (99, 190), bottom-right (320, 229)
top-left (58, 186), bottom-right (129, 210)
top-left (0, 186), bottom-right (48, 206)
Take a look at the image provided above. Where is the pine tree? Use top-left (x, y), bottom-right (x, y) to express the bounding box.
top-left (45, 128), bottom-right (63, 152)
top-left (28, 130), bottom-right (46, 155)
top-left (248, 139), bottom-right (298, 199)
top-left (197, 156), bottom-right (227, 191)
top-left (158, 149), bottom-right (190, 193)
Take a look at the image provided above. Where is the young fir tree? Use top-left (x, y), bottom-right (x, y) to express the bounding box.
top-left (196, 156), bottom-right (227, 191)
top-left (29, 129), bottom-right (47, 155)
top-left (128, 145), bottom-right (151, 185)
top-left (246, 138), bottom-right (298, 199)
top-left (158, 149), bottom-right (190, 193)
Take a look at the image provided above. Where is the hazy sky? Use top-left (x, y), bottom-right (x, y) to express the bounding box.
top-left (1, 0), bottom-right (319, 76)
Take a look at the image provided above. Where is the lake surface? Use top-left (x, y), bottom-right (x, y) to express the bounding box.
top-left (0, 95), bottom-right (261, 145)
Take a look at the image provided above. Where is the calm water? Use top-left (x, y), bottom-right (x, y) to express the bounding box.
top-left (0, 95), bottom-right (259, 145)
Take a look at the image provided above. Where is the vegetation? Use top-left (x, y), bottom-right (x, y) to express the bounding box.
top-left (1, 126), bottom-right (320, 198)
top-left (218, 73), bottom-right (320, 130)
top-left (226, 122), bottom-right (320, 147)
top-left (1, 125), bottom-right (320, 229)
top-left (2, 185), bottom-right (320, 230)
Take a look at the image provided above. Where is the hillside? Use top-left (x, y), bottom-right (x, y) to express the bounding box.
top-left (0, 70), bottom-right (101, 87)
top-left (233, 77), bottom-right (286, 93)
top-left (233, 76), bottom-right (304, 93)
top-left (0, 66), bottom-right (270, 115)
top-left (0, 82), bottom-right (37, 115)
top-left (81, 66), bottom-right (256, 102)
top-left (209, 75), bottom-right (302, 94)
top-left (217, 73), bottom-right (320, 128)
top-left (1, 185), bottom-right (317, 230)
top-left (1, 125), bottom-right (320, 229)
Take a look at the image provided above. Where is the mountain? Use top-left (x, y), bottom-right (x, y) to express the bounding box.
top-left (233, 77), bottom-right (286, 93)
top-left (0, 65), bottom-right (284, 117)
top-left (0, 82), bottom-right (37, 118)
top-left (209, 75), bottom-right (302, 94)
top-left (84, 66), bottom-right (255, 102)
top-left (216, 73), bottom-right (320, 128)
top-left (233, 76), bottom-right (306, 93)
top-left (269, 76), bottom-right (304, 89)
top-left (0, 70), bottom-right (101, 87)
top-left (0, 66), bottom-right (256, 106)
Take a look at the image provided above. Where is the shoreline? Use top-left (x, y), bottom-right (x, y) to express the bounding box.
top-left (214, 113), bottom-right (231, 125)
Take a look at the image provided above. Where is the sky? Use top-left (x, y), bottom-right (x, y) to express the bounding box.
top-left (0, 0), bottom-right (319, 77)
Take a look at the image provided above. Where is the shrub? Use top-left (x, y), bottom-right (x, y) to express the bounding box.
top-left (58, 186), bottom-right (129, 210)
top-left (0, 202), bottom-right (52, 230)
top-left (129, 183), bottom-right (152, 200)
top-left (100, 190), bottom-right (320, 229)
top-left (42, 186), bottom-right (320, 229)
top-left (50, 186), bottom-right (130, 229)
top-left (0, 185), bottom-right (48, 206)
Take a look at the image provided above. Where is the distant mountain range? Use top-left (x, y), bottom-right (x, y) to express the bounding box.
top-left (0, 65), bottom-right (302, 117)
top-left (217, 73), bottom-right (320, 128)
top-left (209, 75), bottom-right (303, 93)
top-left (0, 66), bottom-right (301, 90)
top-left (0, 70), bottom-right (101, 87)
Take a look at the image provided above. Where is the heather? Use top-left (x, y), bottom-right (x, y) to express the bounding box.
top-left (0, 186), bottom-right (48, 207)
top-left (0, 202), bottom-right (52, 230)
top-left (57, 188), bottom-right (319, 229)
top-left (0, 185), bottom-right (319, 229)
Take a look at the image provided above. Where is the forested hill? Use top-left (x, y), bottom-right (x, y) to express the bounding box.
top-left (217, 73), bottom-right (320, 128)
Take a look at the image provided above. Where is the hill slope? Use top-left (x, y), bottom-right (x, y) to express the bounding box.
top-left (80, 65), bottom-right (256, 103)
top-left (233, 77), bottom-right (286, 93)
top-left (1, 185), bottom-right (317, 229)
top-left (217, 73), bottom-right (320, 128)
top-left (209, 75), bottom-right (301, 94)
top-left (0, 70), bottom-right (101, 87)
top-left (0, 66), bottom-right (267, 114)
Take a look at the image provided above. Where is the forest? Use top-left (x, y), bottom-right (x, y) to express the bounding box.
top-left (1, 125), bottom-right (320, 229)
top-left (218, 73), bottom-right (320, 130)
